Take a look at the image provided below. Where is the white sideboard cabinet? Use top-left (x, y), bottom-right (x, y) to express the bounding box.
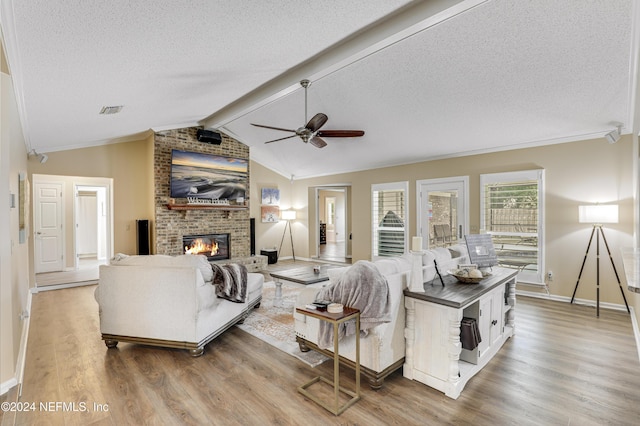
top-left (403, 268), bottom-right (517, 399)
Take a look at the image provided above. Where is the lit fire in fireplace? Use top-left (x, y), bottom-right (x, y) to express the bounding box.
top-left (185, 238), bottom-right (219, 257)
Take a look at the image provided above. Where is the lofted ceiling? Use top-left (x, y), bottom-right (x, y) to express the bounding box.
top-left (1, 0), bottom-right (639, 179)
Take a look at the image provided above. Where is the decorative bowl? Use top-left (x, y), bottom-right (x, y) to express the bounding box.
top-left (448, 269), bottom-right (491, 284)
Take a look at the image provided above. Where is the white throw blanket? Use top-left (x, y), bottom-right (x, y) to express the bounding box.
top-left (315, 260), bottom-right (391, 349)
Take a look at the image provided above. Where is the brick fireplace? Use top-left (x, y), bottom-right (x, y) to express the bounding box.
top-left (153, 127), bottom-right (250, 258)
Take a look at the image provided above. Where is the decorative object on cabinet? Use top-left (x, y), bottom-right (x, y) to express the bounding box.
top-left (571, 204), bottom-right (630, 316)
top-left (464, 234), bottom-right (498, 269)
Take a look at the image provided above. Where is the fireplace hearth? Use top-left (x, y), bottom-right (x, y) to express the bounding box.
top-left (183, 233), bottom-right (230, 261)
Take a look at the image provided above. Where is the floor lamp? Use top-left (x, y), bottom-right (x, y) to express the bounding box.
top-left (279, 210), bottom-right (296, 261)
top-left (571, 204), bottom-right (630, 316)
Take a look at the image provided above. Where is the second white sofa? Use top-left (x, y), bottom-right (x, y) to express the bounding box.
top-left (95, 254), bottom-right (263, 356)
top-left (294, 245), bottom-right (469, 389)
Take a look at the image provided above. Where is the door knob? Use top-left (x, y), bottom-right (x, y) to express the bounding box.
top-left (491, 319), bottom-right (498, 326)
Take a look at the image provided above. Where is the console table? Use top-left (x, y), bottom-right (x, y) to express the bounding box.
top-left (403, 268), bottom-right (517, 399)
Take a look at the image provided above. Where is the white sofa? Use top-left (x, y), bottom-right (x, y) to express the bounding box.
top-left (294, 245), bottom-right (468, 389)
top-left (95, 254), bottom-right (263, 356)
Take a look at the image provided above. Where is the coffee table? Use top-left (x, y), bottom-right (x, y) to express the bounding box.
top-left (269, 265), bottom-right (340, 306)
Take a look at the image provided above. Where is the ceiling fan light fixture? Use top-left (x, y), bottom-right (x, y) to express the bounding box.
top-left (250, 78), bottom-right (364, 148)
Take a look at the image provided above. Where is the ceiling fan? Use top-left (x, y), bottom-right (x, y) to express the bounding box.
top-left (251, 79), bottom-right (365, 148)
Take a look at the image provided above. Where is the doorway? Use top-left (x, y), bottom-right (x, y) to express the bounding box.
top-left (417, 177), bottom-right (469, 249)
top-left (315, 186), bottom-right (350, 263)
top-left (33, 174), bottom-right (113, 287)
top-left (74, 185), bottom-right (109, 270)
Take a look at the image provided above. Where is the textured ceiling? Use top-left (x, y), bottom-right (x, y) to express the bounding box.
top-left (2, 0), bottom-right (639, 178)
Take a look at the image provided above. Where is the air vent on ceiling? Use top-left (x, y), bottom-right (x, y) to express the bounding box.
top-left (99, 105), bottom-right (124, 115)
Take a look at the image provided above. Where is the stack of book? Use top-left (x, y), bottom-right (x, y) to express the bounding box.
top-left (460, 317), bottom-right (482, 350)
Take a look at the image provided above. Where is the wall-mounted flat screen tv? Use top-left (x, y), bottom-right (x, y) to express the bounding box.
top-left (170, 150), bottom-right (248, 204)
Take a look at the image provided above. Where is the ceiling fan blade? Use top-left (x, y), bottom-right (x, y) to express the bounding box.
top-left (264, 135), bottom-right (297, 144)
top-left (309, 136), bottom-right (327, 148)
top-left (316, 130), bottom-right (365, 138)
top-left (251, 123), bottom-right (297, 133)
top-left (306, 113), bottom-right (328, 132)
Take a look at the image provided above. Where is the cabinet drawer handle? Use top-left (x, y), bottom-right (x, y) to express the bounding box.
top-left (491, 319), bottom-right (498, 326)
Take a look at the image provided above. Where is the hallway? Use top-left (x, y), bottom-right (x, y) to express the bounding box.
top-left (35, 257), bottom-right (105, 287)
top-left (318, 241), bottom-right (350, 264)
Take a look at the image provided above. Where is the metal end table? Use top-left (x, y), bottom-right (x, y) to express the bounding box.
top-left (295, 306), bottom-right (360, 415)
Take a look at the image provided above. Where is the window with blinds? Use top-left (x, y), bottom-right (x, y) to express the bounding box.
top-left (372, 182), bottom-right (408, 259)
top-left (480, 170), bottom-right (545, 284)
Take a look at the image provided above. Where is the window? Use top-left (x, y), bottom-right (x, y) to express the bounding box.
top-left (372, 182), bottom-right (408, 259)
top-left (480, 170), bottom-right (545, 284)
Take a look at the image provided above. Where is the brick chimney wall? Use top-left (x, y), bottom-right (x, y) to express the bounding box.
top-left (153, 127), bottom-right (250, 258)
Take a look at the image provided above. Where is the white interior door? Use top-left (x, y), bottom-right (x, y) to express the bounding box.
top-left (76, 192), bottom-right (98, 257)
top-left (34, 182), bottom-right (63, 272)
top-left (326, 196), bottom-right (336, 242)
top-left (417, 177), bottom-right (469, 250)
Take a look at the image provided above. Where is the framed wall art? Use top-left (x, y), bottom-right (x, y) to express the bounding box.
top-left (169, 150), bottom-right (248, 204)
top-left (261, 205), bottom-right (280, 223)
top-left (261, 187), bottom-right (280, 205)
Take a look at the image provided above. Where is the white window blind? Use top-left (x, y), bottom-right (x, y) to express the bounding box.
top-left (372, 182), bottom-right (408, 259)
top-left (480, 170), bottom-right (545, 284)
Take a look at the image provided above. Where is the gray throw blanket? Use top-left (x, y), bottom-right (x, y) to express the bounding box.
top-left (315, 260), bottom-right (391, 349)
top-left (211, 263), bottom-right (247, 303)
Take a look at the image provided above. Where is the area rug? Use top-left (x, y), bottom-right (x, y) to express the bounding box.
top-left (236, 281), bottom-right (329, 367)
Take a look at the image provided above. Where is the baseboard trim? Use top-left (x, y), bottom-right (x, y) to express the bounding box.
top-left (516, 289), bottom-right (630, 312)
top-left (0, 378), bottom-right (17, 396)
top-left (32, 280), bottom-right (98, 293)
top-left (15, 291), bottom-right (32, 396)
top-left (1, 290), bottom-right (32, 397)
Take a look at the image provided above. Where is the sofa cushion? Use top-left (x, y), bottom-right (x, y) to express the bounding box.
top-left (374, 256), bottom-right (411, 276)
top-left (421, 250), bottom-right (436, 267)
top-left (432, 247), bottom-right (452, 264)
top-left (111, 254), bottom-right (213, 284)
top-left (247, 273), bottom-right (263, 294)
top-left (448, 244), bottom-right (468, 259)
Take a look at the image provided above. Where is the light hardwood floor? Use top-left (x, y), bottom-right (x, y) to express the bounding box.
top-left (2, 277), bottom-right (640, 425)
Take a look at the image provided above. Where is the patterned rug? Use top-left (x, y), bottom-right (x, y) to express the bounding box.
top-left (236, 281), bottom-right (329, 367)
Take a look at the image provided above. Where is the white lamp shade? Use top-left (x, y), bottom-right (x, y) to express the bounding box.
top-left (578, 205), bottom-right (618, 224)
top-left (281, 210), bottom-right (296, 220)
